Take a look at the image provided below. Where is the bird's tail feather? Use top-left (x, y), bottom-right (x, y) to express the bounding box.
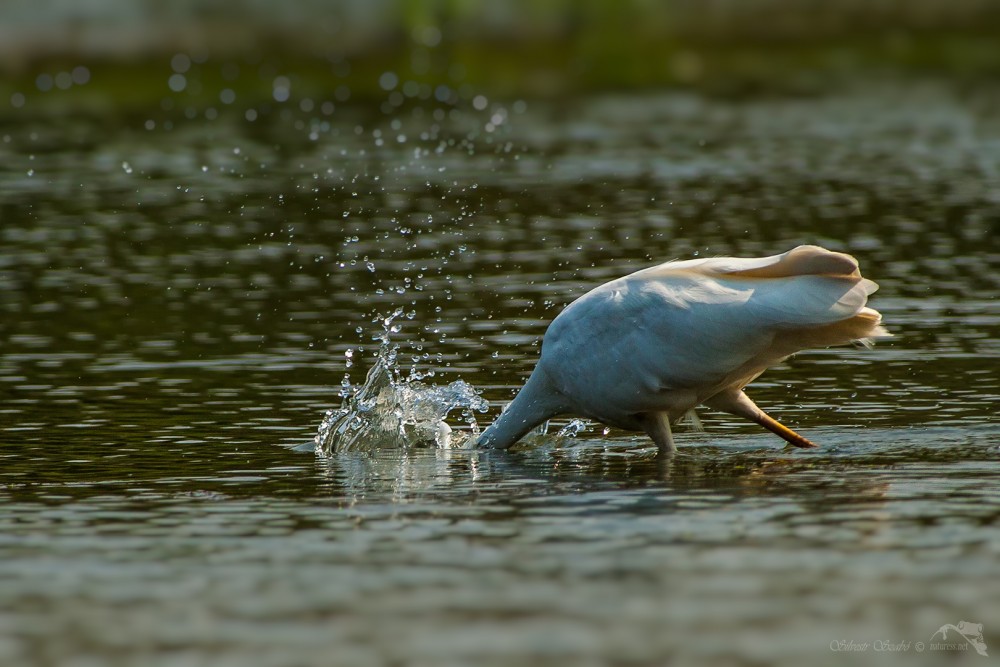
top-left (780, 307), bottom-right (890, 349)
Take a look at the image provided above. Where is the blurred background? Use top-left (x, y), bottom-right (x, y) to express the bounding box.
top-left (4, 0), bottom-right (1000, 111)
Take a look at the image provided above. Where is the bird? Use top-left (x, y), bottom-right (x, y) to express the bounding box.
top-left (477, 245), bottom-right (888, 454)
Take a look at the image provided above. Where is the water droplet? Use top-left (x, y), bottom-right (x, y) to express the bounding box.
top-left (273, 76), bottom-right (291, 102)
top-left (379, 71), bottom-right (398, 91)
top-left (71, 66), bottom-right (90, 85)
top-left (171, 53), bottom-right (191, 73)
top-left (557, 419), bottom-right (591, 438)
top-left (168, 73), bottom-right (186, 92)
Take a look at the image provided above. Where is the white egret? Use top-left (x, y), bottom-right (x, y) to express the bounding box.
top-left (477, 245), bottom-right (888, 454)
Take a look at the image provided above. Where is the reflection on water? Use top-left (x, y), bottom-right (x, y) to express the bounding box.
top-left (2, 82), bottom-right (999, 665)
top-left (2, 425), bottom-right (998, 666)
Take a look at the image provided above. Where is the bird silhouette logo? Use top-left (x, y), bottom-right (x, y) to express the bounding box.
top-left (931, 621), bottom-right (988, 657)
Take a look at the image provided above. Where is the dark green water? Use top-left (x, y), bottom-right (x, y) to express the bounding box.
top-left (2, 81), bottom-right (998, 666)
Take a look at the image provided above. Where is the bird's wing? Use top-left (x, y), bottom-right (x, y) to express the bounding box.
top-left (635, 243), bottom-right (883, 335)
top-left (637, 244), bottom-right (865, 282)
top-left (542, 248), bottom-right (881, 420)
top-left (542, 274), bottom-right (766, 417)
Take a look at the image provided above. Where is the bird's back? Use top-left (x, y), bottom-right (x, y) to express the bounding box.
top-left (539, 245), bottom-right (887, 427)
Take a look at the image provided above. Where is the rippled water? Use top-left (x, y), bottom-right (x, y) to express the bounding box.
top-left (2, 81), bottom-right (999, 665)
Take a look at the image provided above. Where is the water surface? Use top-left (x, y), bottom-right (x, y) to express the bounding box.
top-left (1, 81), bottom-right (999, 665)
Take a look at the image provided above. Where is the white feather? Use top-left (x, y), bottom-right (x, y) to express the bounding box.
top-left (478, 245), bottom-right (889, 452)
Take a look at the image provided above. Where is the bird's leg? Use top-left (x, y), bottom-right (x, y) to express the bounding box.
top-left (750, 410), bottom-right (818, 449)
top-left (684, 409), bottom-right (704, 432)
top-left (642, 411), bottom-right (676, 456)
top-left (704, 390), bottom-right (818, 449)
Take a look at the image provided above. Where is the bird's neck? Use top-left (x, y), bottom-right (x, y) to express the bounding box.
top-left (477, 367), bottom-right (566, 450)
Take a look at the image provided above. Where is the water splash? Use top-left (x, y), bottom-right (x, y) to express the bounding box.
top-left (556, 418), bottom-right (591, 438)
top-left (315, 312), bottom-right (488, 455)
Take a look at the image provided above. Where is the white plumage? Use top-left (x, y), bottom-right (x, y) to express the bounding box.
top-left (477, 245), bottom-right (888, 453)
